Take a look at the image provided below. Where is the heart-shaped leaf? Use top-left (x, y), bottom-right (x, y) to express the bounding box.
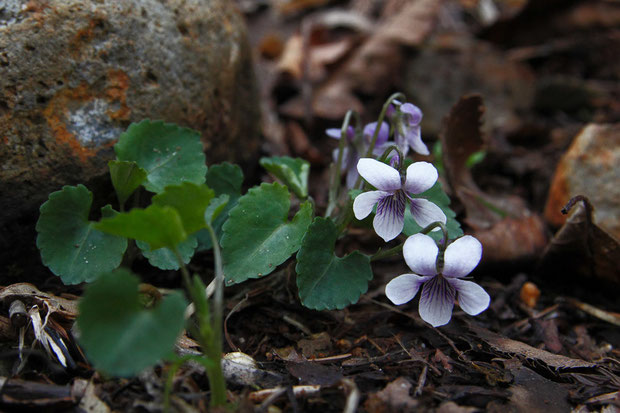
top-left (221, 183), bottom-right (313, 284)
top-left (115, 120), bottom-right (207, 193)
top-left (95, 205), bottom-right (186, 251)
top-left (108, 160), bottom-right (147, 207)
top-left (152, 182), bottom-right (215, 235)
top-left (403, 181), bottom-right (463, 241)
top-left (77, 268), bottom-right (187, 377)
top-left (260, 156), bottom-right (309, 199)
top-left (36, 185), bottom-right (127, 284)
top-left (296, 217), bottom-right (373, 310)
top-left (197, 163), bottom-right (244, 251)
top-left (137, 234), bottom-right (198, 270)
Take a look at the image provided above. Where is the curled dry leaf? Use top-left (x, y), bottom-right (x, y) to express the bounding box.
top-left (364, 377), bottom-right (418, 412)
top-left (538, 196), bottom-right (620, 285)
top-left (439, 95), bottom-right (548, 261)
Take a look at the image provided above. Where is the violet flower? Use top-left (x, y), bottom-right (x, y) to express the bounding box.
top-left (353, 158), bottom-right (446, 241)
top-left (385, 233), bottom-right (490, 327)
top-left (393, 102), bottom-right (429, 156)
top-left (328, 122), bottom-right (390, 188)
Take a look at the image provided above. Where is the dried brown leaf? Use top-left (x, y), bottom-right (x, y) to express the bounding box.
top-left (468, 322), bottom-right (596, 370)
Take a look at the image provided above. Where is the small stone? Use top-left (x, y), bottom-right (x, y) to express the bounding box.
top-left (545, 123), bottom-right (620, 239)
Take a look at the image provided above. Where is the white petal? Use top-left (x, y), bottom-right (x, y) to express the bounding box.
top-left (385, 274), bottom-right (429, 305)
top-left (403, 233), bottom-right (438, 276)
top-left (353, 190), bottom-right (388, 220)
top-left (404, 162), bottom-right (437, 194)
top-left (326, 128), bottom-right (341, 139)
top-left (407, 127), bottom-right (429, 155)
top-left (419, 276), bottom-right (455, 327)
top-left (373, 192), bottom-right (406, 241)
top-left (410, 199), bottom-right (447, 229)
top-left (357, 158), bottom-right (401, 191)
top-left (442, 235), bottom-right (482, 278)
top-left (448, 278), bottom-right (490, 316)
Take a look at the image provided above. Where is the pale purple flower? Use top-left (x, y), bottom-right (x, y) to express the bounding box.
top-left (353, 158), bottom-right (446, 241)
top-left (328, 122), bottom-right (390, 188)
top-left (385, 234), bottom-right (490, 327)
top-left (394, 103), bottom-right (429, 156)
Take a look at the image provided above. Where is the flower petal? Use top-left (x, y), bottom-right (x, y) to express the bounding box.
top-left (326, 126), bottom-right (354, 141)
top-left (357, 158), bottom-right (402, 191)
top-left (406, 126), bottom-right (429, 155)
top-left (353, 190), bottom-right (388, 220)
top-left (410, 198), bottom-right (447, 228)
top-left (419, 276), bottom-right (455, 327)
top-left (400, 103), bottom-right (423, 125)
top-left (448, 278), bottom-right (490, 316)
top-left (404, 162), bottom-right (438, 194)
top-left (385, 274), bottom-right (430, 305)
top-left (374, 191), bottom-right (406, 241)
top-left (364, 121), bottom-right (390, 145)
top-left (442, 235), bottom-right (482, 278)
top-left (403, 233), bottom-right (438, 276)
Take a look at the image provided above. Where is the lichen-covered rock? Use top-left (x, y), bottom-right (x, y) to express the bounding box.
top-left (0, 0), bottom-right (259, 277)
top-left (545, 123), bottom-right (620, 239)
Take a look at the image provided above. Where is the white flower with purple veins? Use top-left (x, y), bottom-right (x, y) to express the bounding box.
top-left (353, 158), bottom-right (446, 242)
top-left (395, 103), bottom-right (429, 156)
top-left (327, 122), bottom-right (390, 188)
top-left (385, 234), bottom-right (490, 327)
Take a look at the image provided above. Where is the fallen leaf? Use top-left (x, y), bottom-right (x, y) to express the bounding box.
top-left (364, 377), bottom-right (418, 412)
top-left (509, 367), bottom-right (571, 413)
top-left (538, 196), bottom-right (620, 285)
top-left (468, 322), bottom-right (596, 370)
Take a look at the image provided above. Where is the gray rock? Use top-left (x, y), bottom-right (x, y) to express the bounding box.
top-left (0, 0), bottom-right (259, 278)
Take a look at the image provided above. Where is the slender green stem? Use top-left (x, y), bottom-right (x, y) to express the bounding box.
top-left (173, 244), bottom-right (228, 407)
top-left (378, 145), bottom-right (404, 170)
top-left (353, 92), bottom-right (406, 190)
top-left (326, 110), bottom-right (357, 217)
top-left (370, 243), bottom-right (404, 262)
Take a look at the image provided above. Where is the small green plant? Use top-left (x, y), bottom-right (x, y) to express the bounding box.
top-left (35, 94), bottom-right (490, 407)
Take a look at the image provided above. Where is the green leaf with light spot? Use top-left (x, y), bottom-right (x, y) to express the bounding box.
top-left (221, 183), bottom-right (313, 284)
top-left (36, 185), bottom-right (127, 285)
top-left (115, 120), bottom-right (207, 193)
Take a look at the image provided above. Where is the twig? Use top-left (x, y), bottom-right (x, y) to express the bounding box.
top-left (341, 379), bottom-right (360, 413)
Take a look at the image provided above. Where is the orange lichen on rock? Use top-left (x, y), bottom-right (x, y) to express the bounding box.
top-left (105, 69), bottom-right (131, 120)
top-left (42, 83), bottom-right (99, 163)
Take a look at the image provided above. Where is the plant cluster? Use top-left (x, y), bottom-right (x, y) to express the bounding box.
top-left (35, 93), bottom-right (490, 407)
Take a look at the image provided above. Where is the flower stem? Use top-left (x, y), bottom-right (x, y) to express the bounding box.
top-left (370, 242), bottom-right (404, 262)
top-left (173, 242), bottom-right (228, 407)
top-left (326, 110), bottom-right (357, 217)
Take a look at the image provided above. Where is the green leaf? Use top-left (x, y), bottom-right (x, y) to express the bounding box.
top-left (152, 182), bottom-right (214, 235)
top-left (115, 120), bottom-right (207, 193)
top-left (403, 181), bottom-right (463, 241)
top-left (197, 163), bottom-right (244, 251)
top-left (205, 194), bottom-right (229, 225)
top-left (95, 205), bottom-right (186, 250)
top-left (36, 185), bottom-right (127, 284)
top-left (221, 183), bottom-right (313, 284)
top-left (296, 217), bottom-right (373, 310)
top-left (108, 160), bottom-right (147, 206)
top-left (260, 156), bottom-right (309, 199)
top-left (137, 234), bottom-right (198, 270)
top-left (205, 162), bottom-right (243, 198)
top-left (77, 269), bottom-right (187, 377)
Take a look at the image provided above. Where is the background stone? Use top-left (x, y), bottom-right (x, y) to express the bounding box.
top-left (0, 0), bottom-right (260, 278)
top-left (545, 123), bottom-right (620, 239)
